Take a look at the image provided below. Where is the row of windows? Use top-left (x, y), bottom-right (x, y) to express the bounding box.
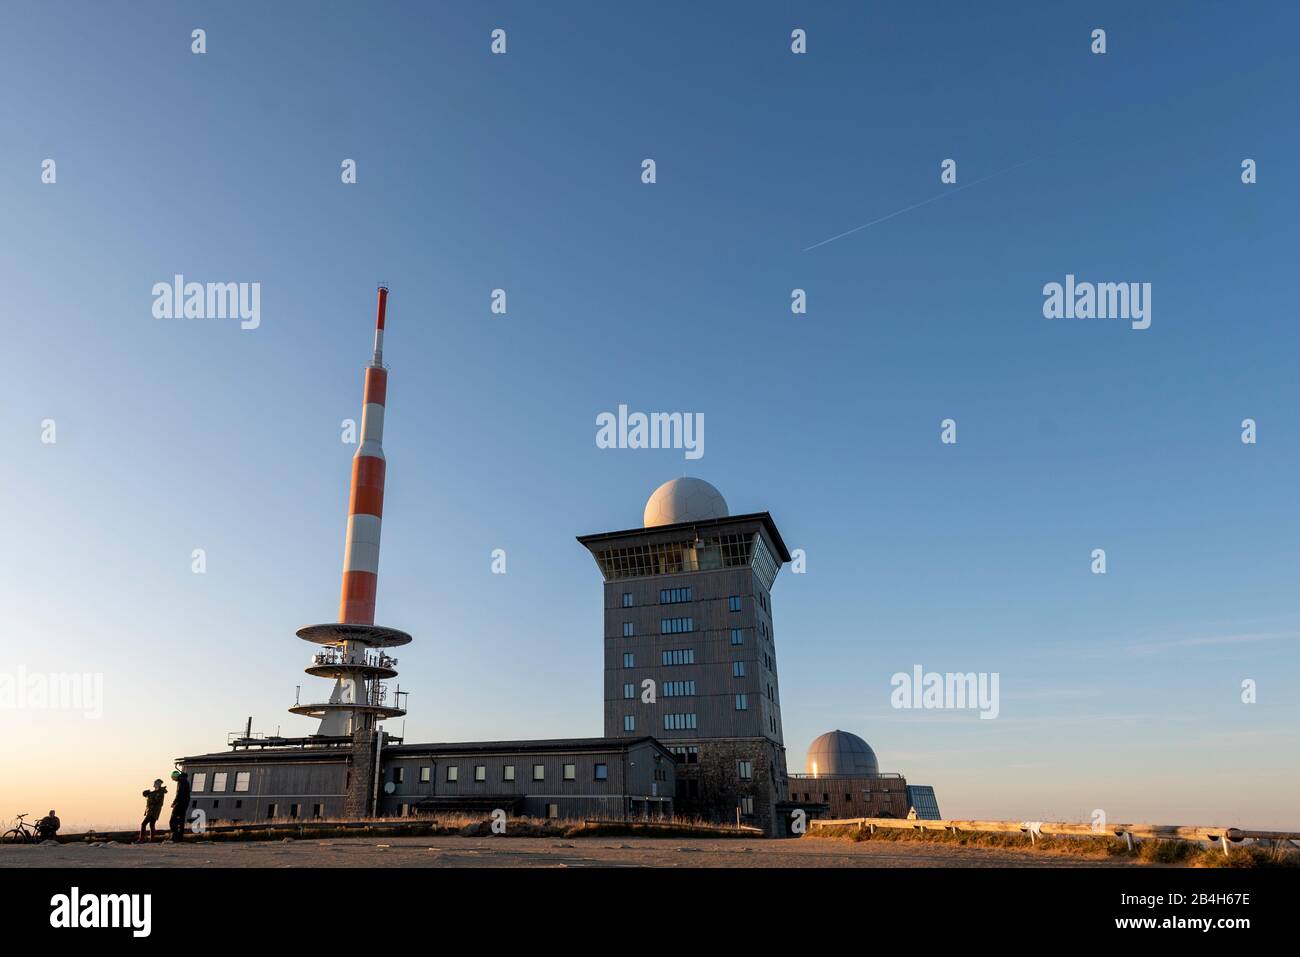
top-left (624, 680), bottom-right (694, 699)
top-left (622, 659), bottom-right (766, 688)
top-left (626, 651), bottom-right (768, 673)
top-left (390, 803), bottom-right (570, 820)
top-left (620, 591), bottom-right (746, 620)
top-left (624, 639), bottom-right (764, 660)
top-left (202, 801), bottom-right (323, 819)
top-left (595, 535), bottom-right (755, 580)
top-left (185, 799), bottom-right (351, 820)
top-left (794, 792), bottom-right (887, 803)
top-left (399, 763), bottom-right (609, 784)
top-left (621, 677), bottom-right (751, 700)
top-left (625, 587), bottom-right (751, 607)
top-left (636, 587), bottom-right (756, 607)
top-left (190, 771), bottom-right (248, 793)
top-left (572, 743), bottom-right (752, 785)
top-left (191, 798), bottom-right (244, 811)
top-left (627, 621), bottom-right (756, 641)
top-left (620, 633), bottom-right (773, 672)
top-left (624, 624), bottom-right (751, 643)
top-left (623, 644), bottom-right (776, 681)
top-left (620, 592), bottom-right (762, 613)
top-left (624, 712), bottom-right (738, 733)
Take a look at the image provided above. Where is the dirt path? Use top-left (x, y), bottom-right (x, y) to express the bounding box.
top-left (0, 835), bottom-right (1144, 868)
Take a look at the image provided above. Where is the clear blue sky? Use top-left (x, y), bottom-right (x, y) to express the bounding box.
top-left (2, 1), bottom-right (1297, 830)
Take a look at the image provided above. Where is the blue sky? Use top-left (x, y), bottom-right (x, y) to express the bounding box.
top-left (2, 1), bottom-right (1297, 829)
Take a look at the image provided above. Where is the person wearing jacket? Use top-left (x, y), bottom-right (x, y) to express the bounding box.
top-left (168, 770), bottom-right (192, 841)
top-left (138, 779), bottom-right (166, 843)
top-left (35, 810), bottom-right (60, 841)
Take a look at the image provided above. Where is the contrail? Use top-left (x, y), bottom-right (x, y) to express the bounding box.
top-left (802, 156), bottom-right (1040, 252)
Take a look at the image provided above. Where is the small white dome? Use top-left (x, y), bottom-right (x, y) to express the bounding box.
top-left (643, 478), bottom-right (729, 528)
top-left (806, 730), bottom-right (880, 777)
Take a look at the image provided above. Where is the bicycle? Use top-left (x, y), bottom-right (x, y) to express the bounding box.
top-left (2, 813), bottom-right (38, 844)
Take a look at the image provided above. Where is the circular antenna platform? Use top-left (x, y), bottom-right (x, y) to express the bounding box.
top-left (289, 701), bottom-right (407, 720)
top-left (296, 623), bottom-right (413, 648)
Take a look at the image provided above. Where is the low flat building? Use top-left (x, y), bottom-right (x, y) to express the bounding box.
top-left (179, 735), bottom-right (674, 824)
top-left (382, 736), bottom-right (674, 820)
top-left (788, 772), bottom-right (911, 819)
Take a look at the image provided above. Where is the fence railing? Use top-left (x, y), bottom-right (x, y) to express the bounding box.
top-left (788, 772), bottom-right (903, 780)
top-left (805, 815), bottom-right (1300, 854)
top-left (582, 818), bottom-right (763, 835)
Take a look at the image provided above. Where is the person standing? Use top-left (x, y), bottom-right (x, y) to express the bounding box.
top-left (138, 779), bottom-right (166, 843)
top-left (168, 770), bottom-right (192, 841)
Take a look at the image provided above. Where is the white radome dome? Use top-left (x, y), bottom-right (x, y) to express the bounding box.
top-left (643, 478), bottom-right (729, 528)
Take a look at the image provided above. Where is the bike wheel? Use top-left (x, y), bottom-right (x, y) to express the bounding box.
top-left (2, 828), bottom-right (30, 844)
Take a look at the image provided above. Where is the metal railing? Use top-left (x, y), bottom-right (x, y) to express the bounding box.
top-left (789, 772), bottom-right (902, 779)
top-left (224, 732), bottom-right (352, 749)
top-left (582, 819), bottom-right (763, 835)
top-left (310, 651), bottom-right (397, 669)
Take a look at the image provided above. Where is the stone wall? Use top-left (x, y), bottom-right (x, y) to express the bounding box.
top-left (675, 737), bottom-right (789, 834)
top-left (345, 726), bottom-right (376, 818)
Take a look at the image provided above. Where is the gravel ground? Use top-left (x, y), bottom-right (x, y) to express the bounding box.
top-left (0, 835), bottom-right (1143, 868)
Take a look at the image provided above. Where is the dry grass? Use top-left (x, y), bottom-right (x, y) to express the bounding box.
top-left (186, 814), bottom-right (554, 841)
top-left (806, 824), bottom-right (1298, 868)
top-left (59, 812), bottom-right (756, 844)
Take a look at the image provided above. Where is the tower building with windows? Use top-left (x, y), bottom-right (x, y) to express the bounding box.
top-left (578, 477), bottom-right (793, 832)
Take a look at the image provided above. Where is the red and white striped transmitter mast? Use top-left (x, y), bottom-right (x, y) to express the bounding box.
top-left (291, 286), bottom-right (410, 761)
